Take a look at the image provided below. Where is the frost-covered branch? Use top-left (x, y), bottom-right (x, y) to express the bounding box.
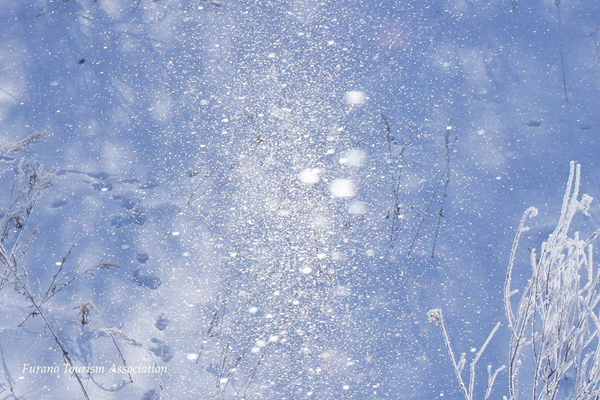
top-left (0, 133), bottom-right (125, 399)
top-left (427, 309), bottom-right (504, 400)
top-left (431, 162), bottom-right (600, 400)
top-left (0, 131), bottom-right (43, 161)
top-left (506, 162), bottom-right (600, 400)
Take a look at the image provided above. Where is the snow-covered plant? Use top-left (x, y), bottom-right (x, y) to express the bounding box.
top-left (0, 133), bottom-right (124, 400)
top-left (427, 309), bottom-right (505, 400)
top-left (505, 162), bottom-right (600, 399)
top-left (430, 162), bottom-right (600, 399)
top-left (0, 132), bottom-right (54, 288)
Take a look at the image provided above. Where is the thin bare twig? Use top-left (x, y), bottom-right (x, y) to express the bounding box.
top-left (381, 113), bottom-right (410, 259)
top-left (431, 126), bottom-right (457, 258)
top-left (408, 122), bottom-right (456, 258)
top-left (554, 0), bottom-right (568, 100)
top-left (99, 328), bottom-right (165, 399)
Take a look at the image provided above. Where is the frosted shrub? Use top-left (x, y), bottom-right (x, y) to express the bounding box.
top-left (430, 162), bottom-right (600, 400)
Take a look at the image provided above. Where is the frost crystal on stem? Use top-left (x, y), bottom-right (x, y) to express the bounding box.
top-left (431, 162), bottom-right (600, 400)
top-left (506, 162), bottom-right (600, 400)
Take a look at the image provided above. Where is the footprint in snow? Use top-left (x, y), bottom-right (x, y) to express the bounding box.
top-left (50, 199), bottom-right (69, 208)
top-left (132, 268), bottom-right (161, 290)
top-left (110, 209), bottom-right (147, 228)
top-left (137, 252), bottom-right (149, 264)
top-left (155, 314), bottom-right (169, 331)
top-left (93, 182), bottom-right (113, 192)
top-left (139, 181), bottom-right (158, 189)
top-left (87, 171), bottom-right (110, 181)
top-left (110, 215), bottom-right (132, 228)
top-left (131, 209), bottom-right (147, 225)
top-left (149, 338), bottom-right (173, 362)
top-left (141, 389), bottom-right (160, 400)
top-left (112, 194), bottom-right (139, 210)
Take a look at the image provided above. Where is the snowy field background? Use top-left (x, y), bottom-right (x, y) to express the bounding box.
top-left (1, 0), bottom-right (600, 398)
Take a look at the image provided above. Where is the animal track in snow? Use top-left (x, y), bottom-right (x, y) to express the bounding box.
top-left (137, 252), bottom-right (149, 263)
top-left (155, 314), bottom-right (169, 331)
top-left (149, 338), bottom-right (173, 362)
top-left (132, 268), bottom-right (161, 290)
top-left (50, 199), bottom-right (69, 208)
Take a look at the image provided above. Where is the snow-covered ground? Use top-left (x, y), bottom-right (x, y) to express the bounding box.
top-left (1, 0), bottom-right (600, 398)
